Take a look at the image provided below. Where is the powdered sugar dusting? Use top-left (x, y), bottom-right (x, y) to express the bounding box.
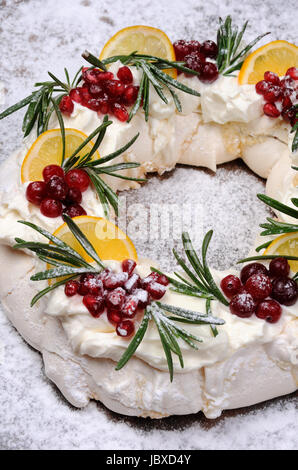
top-left (0, 0), bottom-right (297, 451)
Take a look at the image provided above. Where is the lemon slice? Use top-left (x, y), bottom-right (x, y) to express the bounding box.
top-left (263, 232), bottom-right (298, 272)
top-left (52, 216), bottom-right (138, 264)
top-left (99, 25), bottom-right (177, 78)
top-left (238, 40), bottom-right (298, 85)
top-left (21, 129), bottom-right (100, 183)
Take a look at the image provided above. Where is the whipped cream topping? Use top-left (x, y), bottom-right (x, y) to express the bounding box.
top-left (44, 259), bottom-right (297, 373)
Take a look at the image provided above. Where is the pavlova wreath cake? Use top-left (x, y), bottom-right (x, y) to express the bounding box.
top-left (0, 17), bottom-right (297, 419)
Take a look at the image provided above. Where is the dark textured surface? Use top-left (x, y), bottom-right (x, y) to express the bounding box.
top-left (0, 0), bottom-right (297, 450)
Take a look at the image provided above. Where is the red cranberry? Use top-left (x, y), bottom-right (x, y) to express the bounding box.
top-left (105, 287), bottom-right (126, 310)
top-left (107, 309), bottom-right (123, 325)
top-left (187, 40), bottom-right (201, 54)
top-left (65, 169), bottom-right (90, 192)
top-left (286, 67), bottom-right (298, 80)
top-left (64, 280), bottom-right (79, 297)
top-left (271, 277), bottom-right (298, 306)
top-left (69, 88), bottom-right (83, 104)
top-left (147, 282), bottom-right (166, 300)
top-left (124, 273), bottom-right (140, 293)
top-left (122, 295), bottom-right (139, 318)
top-left (83, 294), bottom-right (105, 317)
top-left (264, 71), bottom-right (280, 85)
top-left (43, 165), bottom-right (65, 183)
top-left (255, 80), bottom-right (270, 95)
top-left (46, 175), bottom-right (68, 201)
top-left (245, 273), bottom-right (272, 300)
top-left (220, 275), bottom-right (242, 299)
top-left (104, 272), bottom-right (128, 289)
top-left (173, 40), bottom-right (191, 61)
top-left (117, 66), bottom-right (133, 84)
top-left (64, 187), bottom-right (82, 205)
top-left (184, 52), bottom-right (206, 74)
top-left (240, 263), bottom-right (268, 284)
top-left (59, 95), bottom-right (74, 116)
top-left (116, 320), bottom-right (134, 338)
top-left (269, 257), bottom-right (290, 278)
top-left (256, 299), bottom-right (282, 323)
top-left (111, 103), bottom-right (129, 122)
top-left (200, 40), bottom-right (218, 59)
top-left (122, 85), bottom-right (139, 106)
top-left (263, 85), bottom-right (282, 103)
top-left (40, 198), bottom-right (63, 218)
top-left (122, 259), bottom-right (137, 276)
top-left (133, 288), bottom-right (149, 308)
top-left (230, 291), bottom-right (257, 318)
top-left (26, 181), bottom-right (47, 205)
top-left (63, 204), bottom-right (86, 218)
top-left (200, 62), bottom-right (219, 83)
top-left (263, 103), bottom-right (281, 118)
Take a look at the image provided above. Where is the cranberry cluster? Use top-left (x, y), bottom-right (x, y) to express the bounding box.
top-left (255, 67), bottom-right (298, 123)
top-left (26, 164), bottom-right (90, 218)
top-left (59, 66), bottom-right (139, 122)
top-left (64, 259), bottom-right (169, 338)
top-left (220, 257), bottom-right (298, 322)
top-left (173, 39), bottom-right (219, 83)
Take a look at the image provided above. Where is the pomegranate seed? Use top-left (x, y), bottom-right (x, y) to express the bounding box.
top-left (286, 67), bottom-right (298, 80)
top-left (79, 86), bottom-right (92, 104)
top-left (280, 77), bottom-right (296, 89)
top-left (282, 95), bottom-right (293, 109)
top-left (200, 40), bottom-right (218, 59)
top-left (121, 295), bottom-right (139, 318)
top-left (124, 273), bottom-right (140, 293)
top-left (117, 66), bottom-right (133, 84)
top-left (89, 84), bottom-right (103, 96)
top-left (79, 274), bottom-right (103, 296)
top-left (264, 71), bottom-right (280, 85)
top-left (97, 96), bottom-right (110, 114)
top-left (59, 95), bottom-right (74, 116)
top-left (122, 259), bottom-right (137, 276)
top-left (116, 320), bottom-right (134, 338)
top-left (64, 187), bottom-right (82, 205)
top-left (269, 257), bottom-right (290, 278)
top-left (106, 287), bottom-right (126, 310)
top-left (95, 71), bottom-right (114, 82)
top-left (200, 62), bottom-right (219, 83)
top-left (245, 273), bottom-right (272, 301)
top-left (111, 103), bottom-right (129, 122)
top-left (271, 277), bottom-right (298, 306)
top-left (45, 175), bottom-right (68, 201)
top-left (40, 198), bottom-right (63, 218)
top-left (122, 85), bottom-right (139, 106)
top-left (240, 263), bottom-right (269, 284)
top-left (263, 85), bottom-right (282, 103)
top-left (86, 98), bottom-right (102, 111)
top-left (256, 299), bottom-right (282, 323)
top-left (104, 272), bottom-right (128, 289)
top-left (147, 282), bottom-right (166, 300)
top-left (133, 288), bottom-right (149, 308)
top-left (98, 268), bottom-right (111, 282)
top-left (263, 103), bottom-right (280, 118)
top-left (43, 165), bottom-right (65, 182)
top-left (69, 88), bottom-right (83, 104)
top-left (26, 181), bottom-right (47, 205)
top-left (220, 275), bottom-right (242, 299)
top-left (282, 105), bottom-right (297, 124)
top-left (82, 69), bottom-right (103, 85)
top-left (230, 291), bottom-right (257, 318)
top-left (184, 52), bottom-right (206, 74)
top-left (141, 272), bottom-right (169, 287)
top-left (63, 204), bottom-right (87, 218)
top-left (64, 280), bottom-right (79, 297)
top-left (65, 169), bottom-right (90, 192)
top-left (78, 273), bottom-right (96, 295)
top-left (255, 80), bottom-right (270, 95)
top-left (107, 309), bottom-right (123, 325)
top-left (83, 294), bottom-right (105, 317)
top-left (105, 80), bottom-right (125, 98)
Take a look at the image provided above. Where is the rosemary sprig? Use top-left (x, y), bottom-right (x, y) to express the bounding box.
top-left (290, 104), bottom-right (298, 153)
top-left (13, 216), bottom-right (106, 306)
top-left (116, 301), bottom-right (224, 381)
top-left (216, 16), bottom-right (270, 75)
top-left (0, 67), bottom-right (82, 137)
top-left (83, 50), bottom-right (200, 122)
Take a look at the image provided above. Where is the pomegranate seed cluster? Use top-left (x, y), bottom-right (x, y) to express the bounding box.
top-left (26, 164), bottom-right (90, 218)
top-left (59, 66), bottom-right (139, 122)
top-left (220, 257), bottom-right (298, 323)
top-left (64, 259), bottom-right (169, 338)
top-left (173, 39), bottom-right (219, 84)
top-left (255, 67), bottom-right (298, 124)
